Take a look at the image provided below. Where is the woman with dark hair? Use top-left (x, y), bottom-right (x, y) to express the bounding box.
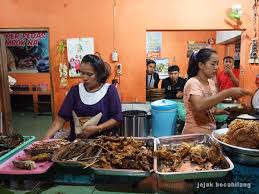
top-left (183, 48), bottom-right (251, 134)
top-left (44, 54), bottom-right (122, 140)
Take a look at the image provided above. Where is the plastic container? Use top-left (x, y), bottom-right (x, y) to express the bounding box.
top-left (0, 136), bottom-right (35, 164)
top-left (151, 99), bottom-right (177, 137)
top-left (215, 103), bottom-right (228, 123)
top-left (175, 100), bottom-right (186, 122)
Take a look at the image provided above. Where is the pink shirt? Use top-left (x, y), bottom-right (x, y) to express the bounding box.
top-left (182, 77), bottom-right (217, 135)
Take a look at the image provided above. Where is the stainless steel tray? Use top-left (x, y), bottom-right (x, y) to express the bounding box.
top-left (91, 137), bottom-right (155, 177)
top-left (52, 139), bottom-right (101, 167)
top-left (92, 167), bottom-right (152, 177)
top-left (53, 148), bottom-right (101, 167)
top-left (154, 134), bottom-right (234, 180)
top-left (212, 128), bottom-right (259, 166)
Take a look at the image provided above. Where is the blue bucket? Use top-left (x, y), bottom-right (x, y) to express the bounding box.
top-left (151, 99), bottom-right (177, 137)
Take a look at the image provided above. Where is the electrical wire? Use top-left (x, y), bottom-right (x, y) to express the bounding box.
top-left (252, 0), bottom-right (259, 38)
top-left (113, 0), bottom-right (116, 51)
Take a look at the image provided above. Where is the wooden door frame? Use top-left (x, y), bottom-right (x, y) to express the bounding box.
top-left (0, 28), bottom-right (55, 121)
top-left (0, 34), bottom-right (12, 134)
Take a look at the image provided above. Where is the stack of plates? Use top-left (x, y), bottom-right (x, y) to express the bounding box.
top-left (237, 114), bottom-right (259, 120)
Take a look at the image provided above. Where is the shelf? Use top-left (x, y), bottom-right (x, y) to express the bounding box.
top-left (10, 91), bottom-right (51, 114)
top-left (37, 101), bottom-right (51, 104)
top-left (10, 91), bottom-right (51, 95)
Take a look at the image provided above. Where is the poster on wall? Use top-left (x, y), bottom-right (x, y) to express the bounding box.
top-left (67, 38), bottom-right (94, 77)
top-left (154, 58), bottom-right (169, 79)
top-left (187, 40), bottom-right (209, 58)
top-left (3, 31), bottom-right (49, 73)
top-left (146, 32), bottom-right (162, 58)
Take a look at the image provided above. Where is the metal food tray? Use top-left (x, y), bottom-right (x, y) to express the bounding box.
top-left (52, 139), bottom-right (101, 167)
top-left (212, 128), bottom-right (259, 166)
top-left (91, 137), bottom-right (155, 177)
top-left (154, 134), bottom-right (234, 180)
top-left (53, 149), bottom-right (102, 167)
top-left (0, 136), bottom-right (35, 164)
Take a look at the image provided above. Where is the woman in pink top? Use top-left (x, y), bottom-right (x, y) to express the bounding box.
top-left (182, 48), bottom-right (252, 134)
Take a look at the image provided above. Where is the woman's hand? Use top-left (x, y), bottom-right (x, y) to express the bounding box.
top-left (43, 116), bottom-right (65, 141)
top-left (227, 88), bottom-right (252, 99)
top-left (77, 125), bottom-right (101, 139)
top-left (42, 135), bottom-right (50, 141)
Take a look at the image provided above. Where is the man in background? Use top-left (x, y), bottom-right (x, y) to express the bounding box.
top-left (217, 56), bottom-right (239, 91)
top-left (146, 59), bottom-right (160, 88)
top-left (161, 65), bottom-right (186, 99)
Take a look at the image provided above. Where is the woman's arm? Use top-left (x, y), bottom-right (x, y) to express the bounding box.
top-left (44, 116), bottom-right (66, 139)
top-left (190, 88), bottom-right (251, 112)
top-left (79, 119), bottom-right (120, 138)
top-left (44, 86), bottom-right (75, 139)
top-left (98, 118), bottom-right (120, 132)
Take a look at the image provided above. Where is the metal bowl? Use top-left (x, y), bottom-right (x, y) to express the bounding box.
top-left (211, 128), bottom-right (259, 166)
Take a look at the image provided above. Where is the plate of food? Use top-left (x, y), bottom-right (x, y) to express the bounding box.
top-left (212, 119), bottom-right (259, 166)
